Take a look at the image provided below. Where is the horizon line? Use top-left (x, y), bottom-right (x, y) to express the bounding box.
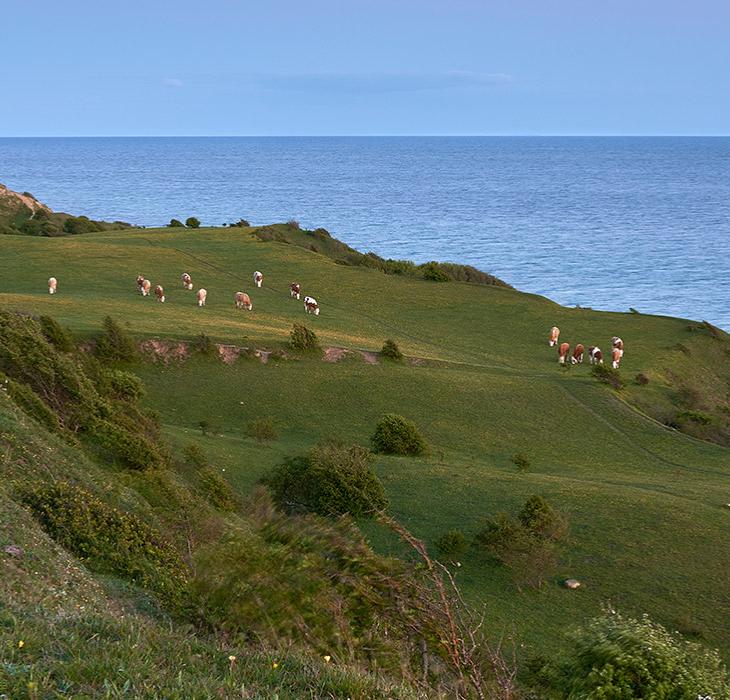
top-left (2, 133), bottom-right (730, 139)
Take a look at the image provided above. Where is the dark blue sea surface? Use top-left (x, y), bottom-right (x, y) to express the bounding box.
top-left (1, 136), bottom-right (728, 327)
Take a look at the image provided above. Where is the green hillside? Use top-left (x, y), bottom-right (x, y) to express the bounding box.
top-left (1, 224), bottom-right (729, 697)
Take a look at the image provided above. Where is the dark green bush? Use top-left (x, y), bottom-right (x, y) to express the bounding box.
top-left (435, 529), bottom-right (467, 563)
top-left (635, 372), bottom-right (650, 386)
top-left (227, 218), bottom-right (250, 227)
top-left (289, 323), bottom-right (320, 353)
top-left (106, 369), bottom-right (145, 402)
top-left (518, 495), bottom-right (568, 541)
top-left (185, 217), bottom-right (201, 228)
top-left (91, 418), bottom-right (166, 470)
top-left (245, 415), bottom-right (278, 444)
top-left (169, 218), bottom-right (184, 227)
top-left (6, 378), bottom-right (61, 433)
top-left (371, 413), bottom-right (428, 456)
top-left (197, 419), bottom-right (221, 436)
top-left (591, 363), bottom-right (624, 390)
top-left (420, 262), bottom-right (451, 282)
top-left (380, 339), bottom-right (403, 361)
top-left (182, 442), bottom-right (208, 470)
top-left (95, 316), bottom-right (137, 362)
top-left (262, 442), bottom-right (387, 518)
top-left (63, 216), bottom-right (103, 235)
top-left (198, 467), bottom-right (237, 511)
top-left (39, 315), bottom-right (75, 352)
top-left (193, 333), bottom-right (216, 356)
top-left (677, 409), bottom-right (713, 425)
top-left (511, 452), bottom-right (531, 471)
top-left (22, 482), bottom-right (188, 608)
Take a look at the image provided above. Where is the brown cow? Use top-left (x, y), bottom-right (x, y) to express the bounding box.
top-left (611, 336), bottom-right (625, 357)
top-left (549, 326), bottom-right (560, 347)
top-left (181, 272), bottom-right (193, 290)
top-left (253, 271), bottom-right (263, 288)
top-left (588, 346), bottom-right (603, 365)
top-left (558, 342), bottom-right (570, 365)
top-left (571, 343), bottom-right (585, 364)
top-left (304, 295), bottom-right (320, 316)
top-left (141, 279), bottom-right (151, 297)
top-left (197, 288), bottom-right (207, 307)
top-left (611, 347), bottom-right (622, 369)
top-left (154, 285), bottom-right (165, 303)
top-left (290, 282), bottom-right (301, 300)
top-left (136, 275), bottom-right (145, 292)
top-left (48, 277), bottom-right (57, 294)
top-left (235, 291), bottom-right (252, 310)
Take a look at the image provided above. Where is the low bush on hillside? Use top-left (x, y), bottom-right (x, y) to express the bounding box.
top-left (474, 495), bottom-right (568, 590)
top-left (106, 369), bottom-right (145, 402)
top-left (421, 261), bottom-right (451, 282)
top-left (532, 611), bottom-right (730, 698)
top-left (435, 529), bottom-right (467, 563)
top-left (197, 419), bottom-right (221, 436)
top-left (371, 413), bottom-right (428, 456)
top-left (381, 338), bottom-right (404, 361)
top-left (63, 215), bottom-right (104, 235)
top-left (227, 218), bottom-right (250, 227)
top-left (5, 377), bottom-right (61, 433)
top-left (591, 363), bottom-right (624, 390)
top-left (95, 316), bottom-right (138, 362)
top-left (169, 218), bottom-right (184, 227)
top-left (185, 217), bottom-right (201, 228)
top-left (511, 452), bottom-right (531, 471)
top-left (246, 415), bottom-right (278, 444)
top-left (39, 315), bottom-right (75, 352)
top-left (289, 323), bottom-right (321, 353)
top-left (262, 442), bottom-right (387, 518)
top-left (21, 482), bottom-right (188, 609)
top-left (635, 372), bottom-right (650, 385)
top-left (193, 332), bottom-right (216, 356)
top-left (90, 417), bottom-right (167, 470)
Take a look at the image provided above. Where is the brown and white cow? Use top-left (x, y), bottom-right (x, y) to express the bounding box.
top-left (141, 279), bottom-right (151, 297)
top-left (588, 346), bottom-right (603, 365)
top-left (136, 275), bottom-right (146, 292)
top-left (290, 282), bottom-right (301, 300)
top-left (304, 295), bottom-right (320, 316)
top-left (571, 343), bottom-right (585, 364)
top-left (181, 273), bottom-right (193, 290)
top-left (235, 291), bottom-right (252, 310)
top-left (611, 347), bottom-right (622, 369)
top-left (197, 288), bottom-right (207, 307)
top-left (558, 342), bottom-right (571, 365)
top-left (154, 285), bottom-right (165, 303)
top-left (611, 336), bottom-right (624, 357)
top-left (48, 277), bottom-right (57, 294)
top-left (549, 326), bottom-right (560, 347)
top-left (253, 271), bottom-right (263, 288)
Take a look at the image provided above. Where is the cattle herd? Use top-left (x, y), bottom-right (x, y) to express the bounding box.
top-left (550, 325), bottom-right (624, 369)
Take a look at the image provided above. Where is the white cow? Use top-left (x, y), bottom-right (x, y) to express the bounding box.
top-left (181, 273), bottom-right (193, 290)
top-left (304, 295), bottom-right (320, 315)
top-left (140, 279), bottom-right (151, 297)
top-left (154, 285), bottom-right (165, 303)
top-left (235, 291), bottom-right (252, 310)
top-left (48, 277), bottom-right (57, 294)
top-left (197, 288), bottom-right (207, 307)
top-left (253, 271), bottom-right (263, 288)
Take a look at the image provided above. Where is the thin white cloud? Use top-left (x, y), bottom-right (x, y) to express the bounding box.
top-left (163, 78), bottom-right (184, 87)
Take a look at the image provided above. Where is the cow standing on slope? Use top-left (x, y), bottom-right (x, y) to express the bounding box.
top-left (140, 279), bottom-right (151, 297)
top-left (549, 326), bottom-right (560, 347)
top-left (571, 343), bottom-right (585, 364)
top-left (181, 273), bottom-right (193, 290)
top-left (304, 296), bottom-right (320, 315)
top-left (48, 277), bottom-right (57, 294)
top-left (253, 271), bottom-right (263, 288)
top-left (197, 289), bottom-right (207, 307)
top-left (558, 342), bottom-right (571, 365)
top-left (235, 291), bottom-right (252, 310)
top-left (290, 283), bottom-right (301, 299)
top-left (611, 336), bottom-right (625, 357)
top-left (612, 347), bottom-right (622, 369)
top-left (588, 346), bottom-right (603, 365)
top-left (154, 285), bottom-right (165, 303)
top-left (136, 275), bottom-right (146, 292)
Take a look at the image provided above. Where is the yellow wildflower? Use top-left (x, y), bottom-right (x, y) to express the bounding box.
top-left (323, 655), bottom-right (331, 663)
top-left (18, 640), bottom-right (25, 648)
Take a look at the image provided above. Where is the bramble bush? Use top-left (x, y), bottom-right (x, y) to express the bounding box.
top-left (591, 363), bottom-right (624, 390)
top-left (380, 339), bottom-right (403, 361)
top-left (435, 529), bottom-right (467, 563)
top-left (371, 413), bottom-right (428, 456)
top-left (95, 316), bottom-right (137, 362)
top-left (39, 315), bottom-right (75, 352)
top-left (289, 323), bottom-right (320, 353)
top-left (106, 369), bottom-right (145, 402)
top-left (245, 415), bottom-right (278, 444)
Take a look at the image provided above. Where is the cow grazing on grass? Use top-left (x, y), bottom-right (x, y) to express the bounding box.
top-left (48, 277), bottom-right (57, 294)
top-left (197, 288), bottom-right (207, 307)
top-left (558, 342), bottom-right (570, 365)
top-left (136, 275), bottom-right (145, 292)
top-left (181, 273), bottom-right (193, 290)
top-left (612, 347), bottom-right (622, 369)
top-left (304, 296), bottom-right (320, 315)
top-left (154, 285), bottom-right (165, 303)
top-left (253, 271), bottom-right (263, 288)
top-left (141, 279), bottom-right (151, 297)
top-left (549, 326), bottom-right (560, 347)
top-left (290, 282), bottom-right (301, 299)
top-left (589, 346), bottom-right (603, 365)
top-left (235, 291), bottom-right (252, 310)
top-left (571, 343), bottom-right (585, 364)
top-left (611, 336), bottom-right (624, 357)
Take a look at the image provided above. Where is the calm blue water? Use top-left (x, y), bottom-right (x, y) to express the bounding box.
top-left (2, 137), bottom-right (729, 328)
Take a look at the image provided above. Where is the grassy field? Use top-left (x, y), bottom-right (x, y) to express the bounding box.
top-left (1, 226), bottom-right (729, 664)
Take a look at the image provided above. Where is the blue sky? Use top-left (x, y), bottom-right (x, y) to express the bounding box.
top-left (2, 0), bottom-right (729, 136)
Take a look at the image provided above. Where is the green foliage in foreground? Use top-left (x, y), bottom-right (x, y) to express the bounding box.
top-left (262, 442), bottom-right (387, 518)
top-left (534, 611), bottom-right (730, 698)
top-left (371, 413), bottom-right (428, 456)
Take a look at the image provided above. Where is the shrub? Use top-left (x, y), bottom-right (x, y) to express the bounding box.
top-left (228, 218), bottom-right (250, 227)
top-left (245, 415), bottom-right (278, 444)
top-left (262, 442), bottom-right (387, 518)
top-left (185, 217), bottom-right (201, 228)
top-left (635, 372), bottom-right (650, 385)
top-left (197, 419), bottom-right (221, 436)
top-left (380, 339), bottom-right (403, 361)
top-left (518, 495), bottom-right (568, 541)
top-left (591, 363), bottom-right (624, 390)
top-left (677, 409), bottom-right (713, 425)
top-left (371, 413), bottom-right (428, 456)
top-left (286, 219), bottom-right (301, 229)
top-left (21, 482), bottom-right (188, 608)
top-left (420, 261), bottom-right (451, 282)
top-left (6, 378), bottom-right (61, 433)
top-left (538, 611), bottom-right (730, 698)
top-left (39, 315), bottom-right (75, 352)
top-left (169, 218), bottom-right (184, 227)
top-left (91, 418), bottom-right (167, 470)
top-left (511, 452), bottom-right (531, 471)
top-left (289, 323), bottom-right (320, 353)
top-left (193, 333), bottom-right (216, 356)
top-left (63, 216), bottom-right (103, 235)
top-left (198, 467), bottom-right (237, 511)
top-left (105, 369), bottom-right (145, 402)
top-left (182, 442), bottom-right (208, 470)
top-left (95, 316), bottom-right (137, 362)
top-left (435, 529), bottom-right (467, 563)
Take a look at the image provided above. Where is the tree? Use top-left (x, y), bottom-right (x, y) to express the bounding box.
top-left (169, 218), bottom-right (184, 227)
top-left (381, 339), bottom-right (403, 361)
top-left (185, 217), bottom-right (201, 229)
top-left (435, 529), bottom-right (467, 563)
top-left (371, 414), bottom-right (428, 456)
top-left (289, 323), bottom-right (320, 353)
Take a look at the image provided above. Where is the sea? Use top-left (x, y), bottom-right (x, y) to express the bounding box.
top-left (1, 136), bottom-right (728, 328)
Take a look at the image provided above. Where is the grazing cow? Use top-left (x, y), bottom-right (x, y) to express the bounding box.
top-left (181, 273), bottom-right (193, 290)
top-left (304, 295), bottom-right (320, 316)
top-left (290, 282), bottom-right (301, 300)
top-left (612, 347), bottom-right (622, 369)
top-left (141, 279), bottom-right (151, 297)
top-left (136, 275), bottom-right (145, 292)
top-left (558, 342), bottom-right (571, 365)
top-left (154, 285), bottom-right (165, 303)
top-left (48, 277), bottom-right (57, 294)
top-left (611, 336), bottom-right (625, 357)
top-left (588, 346), bottom-right (603, 365)
top-left (253, 271), bottom-right (263, 288)
top-left (235, 291), bottom-right (252, 310)
top-left (549, 326), bottom-right (560, 347)
top-left (197, 288), bottom-right (207, 307)
top-left (571, 343), bottom-right (585, 364)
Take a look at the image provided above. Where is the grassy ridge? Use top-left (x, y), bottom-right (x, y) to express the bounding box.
top-left (1, 225), bottom-right (729, 666)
